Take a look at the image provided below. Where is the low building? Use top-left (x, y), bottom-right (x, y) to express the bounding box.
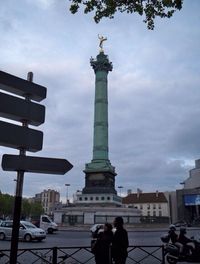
top-left (54, 206), bottom-right (141, 226)
top-left (122, 190), bottom-right (169, 223)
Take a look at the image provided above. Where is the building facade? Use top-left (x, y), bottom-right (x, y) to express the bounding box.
top-left (122, 190), bottom-right (169, 223)
top-left (33, 189), bottom-right (60, 215)
top-left (176, 159), bottom-right (200, 223)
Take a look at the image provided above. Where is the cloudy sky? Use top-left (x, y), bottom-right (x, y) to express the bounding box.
top-left (0, 0), bottom-right (200, 202)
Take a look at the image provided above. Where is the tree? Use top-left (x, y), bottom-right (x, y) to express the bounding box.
top-left (29, 201), bottom-right (44, 218)
top-left (69, 0), bottom-right (183, 30)
top-left (0, 193), bottom-right (14, 218)
top-left (0, 193), bottom-right (43, 219)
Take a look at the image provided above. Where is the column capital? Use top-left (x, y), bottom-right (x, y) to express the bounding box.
top-left (90, 52), bottom-right (113, 73)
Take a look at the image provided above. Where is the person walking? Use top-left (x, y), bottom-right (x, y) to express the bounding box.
top-left (91, 223), bottom-right (113, 264)
top-left (112, 217), bottom-right (129, 264)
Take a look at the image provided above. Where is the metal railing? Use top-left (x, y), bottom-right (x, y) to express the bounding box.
top-left (0, 245), bottom-right (165, 264)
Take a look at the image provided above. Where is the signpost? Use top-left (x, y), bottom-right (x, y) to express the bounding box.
top-left (0, 70), bottom-right (73, 264)
top-left (0, 120), bottom-right (43, 151)
top-left (2, 155), bottom-right (73, 174)
top-left (0, 91), bottom-right (45, 125)
top-left (0, 70), bottom-right (46, 101)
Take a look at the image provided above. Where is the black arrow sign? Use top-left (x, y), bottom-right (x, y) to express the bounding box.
top-left (0, 70), bottom-right (46, 102)
top-left (2, 154), bottom-right (73, 175)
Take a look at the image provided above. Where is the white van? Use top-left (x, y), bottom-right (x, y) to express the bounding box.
top-left (39, 215), bottom-right (58, 234)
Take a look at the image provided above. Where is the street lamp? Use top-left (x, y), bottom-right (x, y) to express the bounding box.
top-left (118, 186), bottom-right (123, 197)
top-left (65, 184), bottom-right (70, 205)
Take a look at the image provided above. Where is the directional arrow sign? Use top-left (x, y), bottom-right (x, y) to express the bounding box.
top-left (0, 121), bottom-right (43, 152)
top-left (0, 92), bottom-right (45, 126)
top-left (2, 155), bottom-right (73, 175)
top-left (0, 70), bottom-right (46, 102)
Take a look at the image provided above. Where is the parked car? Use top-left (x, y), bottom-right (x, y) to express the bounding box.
top-left (0, 220), bottom-right (46, 242)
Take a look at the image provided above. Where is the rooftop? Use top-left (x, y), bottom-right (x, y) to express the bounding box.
top-left (122, 192), bottom-right (167, 204)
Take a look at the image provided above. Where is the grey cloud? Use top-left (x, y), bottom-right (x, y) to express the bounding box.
top-left (0, 0), bottom-right (200, 201)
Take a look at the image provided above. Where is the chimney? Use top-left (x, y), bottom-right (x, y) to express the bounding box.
top-left (137, 188), bottom-right (142, 198)
top-left (156, 190), bottom-right (159, 197)
top-left (127, 189), bottom-right (132, 195)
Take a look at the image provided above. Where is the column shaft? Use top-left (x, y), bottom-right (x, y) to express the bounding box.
top-left (93, 70), bottom-right (109, 161)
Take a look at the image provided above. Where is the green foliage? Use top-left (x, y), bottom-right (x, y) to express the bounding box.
top-left (69, 0), bottom-right (183, 29)
top-left (0, 193), bottom-right (14, 218)
top-left (0, 193), bottom-right (43, 219)
top-left (29, 201), bottom-right (44, 218)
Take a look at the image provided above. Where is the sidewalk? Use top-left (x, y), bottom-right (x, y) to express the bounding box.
top-left (58, 223), bottom-right (200, 232)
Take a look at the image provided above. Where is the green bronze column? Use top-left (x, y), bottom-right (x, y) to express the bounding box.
top-left (91, 52), bottom-right (111, 162)
top-left (83, 49), bottom-right (117, 195)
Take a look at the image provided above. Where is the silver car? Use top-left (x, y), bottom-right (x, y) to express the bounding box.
top-left (0, 220), bottom-right (46, 242)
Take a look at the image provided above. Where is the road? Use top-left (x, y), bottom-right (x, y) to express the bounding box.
top-left (1, 228), bottom-right (200, 263)
top-left (0, 227), bottom-right (199, 249)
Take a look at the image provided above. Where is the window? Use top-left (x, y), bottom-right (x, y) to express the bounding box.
top-left (158, 204), bottom-right (161, 209)
top-left (84, 197), bottom-right (88, 201)
top-left (147, 211), bottom-right (150, 216)
top-left (153, 211), bottom-right (156, 216)
top-left (96, 197), bottom-right (99, 200)
top-left (101, 197), bottom-right (105, 200)
top-left (153, 204), bottom-right (156, 209)
top-left (159, 211), bottom-right (162, 217)
top-left (42, 217), bottom-right (50, 223)
top-left (90, 197), bottom-right (93, 200)
top-left (140, 204), bottom-right (143, 210)
top-left (79, 197), bottom-right (82, 201)
top-left (107, 197), bottom-right (110, 200)
top-left (147, 204), bottom-right (150, 210)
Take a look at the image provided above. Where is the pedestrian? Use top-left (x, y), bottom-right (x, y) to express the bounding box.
top-left (111, 217), bottom-right (129, 264)
top-left (91, 223), bottom-right (113, 264)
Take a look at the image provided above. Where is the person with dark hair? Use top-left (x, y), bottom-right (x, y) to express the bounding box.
top-left (178, 227), bottom-right (194, 256)
top-left (112, 217), bottom-right (129, 264)
top-left (91, 223), bottom-right (113, 264)
top-left (167, 224), bottom-right (183, 255)
top-left (168, 224), bottom-right (178, 244)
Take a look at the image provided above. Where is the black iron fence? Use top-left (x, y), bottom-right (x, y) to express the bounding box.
top-left (0, 245), bottom-right (165, 263)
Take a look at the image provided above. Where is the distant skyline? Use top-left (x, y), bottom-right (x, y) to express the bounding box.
top-left (0, 0), bottom-right (200, 202)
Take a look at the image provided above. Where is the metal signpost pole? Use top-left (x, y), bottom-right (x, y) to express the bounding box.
top-left (10, 72), bottom-right (33, 264)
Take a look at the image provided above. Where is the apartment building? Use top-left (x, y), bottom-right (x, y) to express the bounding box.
top-left (122, 190), bottom-right (169, 222)
top-left (33, 189), bottom-right (60, 215)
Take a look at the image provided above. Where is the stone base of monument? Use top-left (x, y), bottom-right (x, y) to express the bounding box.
top-left (54, 206), bottom-right (141, 226)
top-left (74, 192), bottom-right (122, 206)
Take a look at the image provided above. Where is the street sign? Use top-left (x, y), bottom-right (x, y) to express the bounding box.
top-left (0, 70), bottom-right (73, 264)
top-left (0, 70), bottom-right (46, 102)
top-left (0, 121), bottom-right (43, 152)
top-left (2, 154), bottom-right (73, 174)
top-left (0, 92), bottom-right (45, 126)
